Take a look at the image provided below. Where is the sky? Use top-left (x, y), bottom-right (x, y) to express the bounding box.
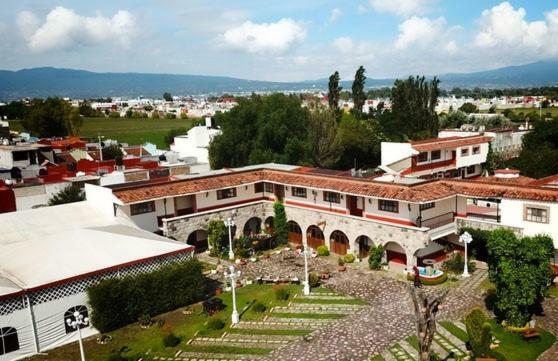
top-left (1, 0), bottom-right (558, 81)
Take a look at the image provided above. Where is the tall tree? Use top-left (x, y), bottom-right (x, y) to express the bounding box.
top-left (273, 202), bottom-right (288, 245)
top-left (328, 71), bottom-right (343, 111)
top-left (163, 92), bottom-right (173, 102)
top-left (307, 103), bottom-right (339, 168)
top-left (385, 76), bottom-right (440, 140)
top-left (64, 103), bottom-right (83, 136)
top-left (351, 66), bottom-right (366, 119)
top-left (487, 229), bottom-right (554, 326)
top-left (513, 117), bottom-right (558, 178)
top-left (48, 186), bottom-right (85, 206)
top-left (22, 98), bottom-right (69, 138)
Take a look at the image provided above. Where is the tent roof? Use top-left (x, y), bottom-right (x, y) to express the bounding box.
top-left (0, 202), bottom-right (192, 298)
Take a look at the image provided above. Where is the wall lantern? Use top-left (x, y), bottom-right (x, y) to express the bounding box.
top-left (206, 192), bottom-right (209, 197)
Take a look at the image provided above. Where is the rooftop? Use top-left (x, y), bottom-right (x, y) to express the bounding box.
top-left (410, 135), bottom-right (493, 152)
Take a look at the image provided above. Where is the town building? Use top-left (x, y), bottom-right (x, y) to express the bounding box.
top-left (170, 117), bottom-right (221, 170)
top-left (380, 135), bottom-right (492, 179)
top-left (0, 202), bottom-right (193, 361)
top-left (84, 163), bottom-right (558, 272)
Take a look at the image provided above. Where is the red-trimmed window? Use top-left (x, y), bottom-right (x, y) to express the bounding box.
top-left (291, 187), bottom-right (307, 198)
top-left (417, 152), bottom-right (428, 162)
top-left (379, 199), bottom-right (399, 213)
top-left (323, 191), bottom-right (341, 203)
top-left (431, 150), bottom-right (441, 160)
top-left (217, 188), bottom-right (237, 200)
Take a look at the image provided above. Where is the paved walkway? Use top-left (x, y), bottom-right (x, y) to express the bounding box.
top-left (536, 296), bottom-right (558, 361)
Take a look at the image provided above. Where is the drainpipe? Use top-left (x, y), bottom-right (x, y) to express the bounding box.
top-left (24, 293), bottom-right (40, 354)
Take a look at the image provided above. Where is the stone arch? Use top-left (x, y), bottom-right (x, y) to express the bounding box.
top-left (287, 221), bottom-right (302, 245)
top-left (264, 216), bottom-right (274, 233)
top-left (329, 230), bottom-right (349, 255)
top-left (356, 235), bottom-right (374, 259)
top-left (384, 241), bottom-right (407, 267)
top-left (187, 229), bottom-right (209, 253)
top-left (306, 225), bottom-right (325, 250)
top-left (243, 217), bottom-right (262, 236)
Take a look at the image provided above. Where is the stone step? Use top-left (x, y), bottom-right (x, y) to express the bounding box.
top-left (177, 351), bottom-right (261, 360)
top-left (188, 337), bottom-right (285, 349)
top-left (454, 321), bottom-right (467, 333)
top-left (270, 307), bottom-right (348, 314)
top-left (437, 324), bottom-right (467, 350)
top-left (433, 332), bottom-right (466, 358)
top-left (222, 333), bottom-right (300, 342)
top-left (430, 334), bottom-right (449, 360)
top-left (232, 321), bottom-right (319, 330)
top-left (381, 349), bottom-right (398, 361)
top-left (264, 316), bottom-right (333, 323)
top-left (286, 303), bottom-right (362, 310)
top-left (399, 340), bottom-right (419, 360)
top-left (295, 294), bottom-right (355, 300)
top-left (389, 344), bottom-right (414, 361)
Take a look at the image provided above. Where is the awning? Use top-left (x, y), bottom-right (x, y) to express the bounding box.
top-left (415, 241), bottom-right (445, 258)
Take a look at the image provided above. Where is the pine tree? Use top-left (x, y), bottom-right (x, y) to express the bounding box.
top-left (273, 202), bottom-right (288, 245)
top-left (351, 66), bottom-right (366, 119)
top-left (328, 71), bottom-right (342, 110)
top-left (48, 186), bottom-right (85, 206)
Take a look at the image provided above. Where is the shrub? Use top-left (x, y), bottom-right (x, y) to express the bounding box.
top-left (206, 317), bottom-right (225, 331)
top-left (202, 297), bottom-right (225, 316)
top-left (138, 314), bottom-right (152, 327)
top-left (274, 286), bottom-right (290, 301)
top-left (317, 245), bottom-right (329, 256)
top-left (442, 252), bottom-right (476, 274)
top-left (464, 308), bottom-right (492, 358)
top-left (308, 272), bottom-right (320, 288)
top-left (273, 202), bottom-right (288, 245)
top-left (88, 259), bottom-right (206, 333)
top-left (206, 220), bottom-right (228, 257)
top-left (368, 244), bottom-right (384, 270)
top-left (162, 332), bottom-right (181, 347)
top-left (252, 301), bottom-right (267, 313)
top-left (337, 257), bottom-right (345, 266)
top-left (343, 253), bottom-right (355, 263)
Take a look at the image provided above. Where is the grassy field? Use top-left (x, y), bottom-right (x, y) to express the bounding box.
top-left (488, 106), bottom-right (558, 117)
top-left (8, 117), bottom-right (194, 148)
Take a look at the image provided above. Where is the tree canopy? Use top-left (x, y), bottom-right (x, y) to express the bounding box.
top-left (459, 102), bottom-right (479, 114)
top-left (48, 186), bottom-right (85, 206)
top-left (512, 118), bottom-right (558, 178)
top-left (22, 98), bottom-right (83, 138)
top-left (384, 76), bottom-right (440, 140)
top-left (163, 92), bottom-right (173, 101)
top-left (208, 93), bottom-right (310, 169)
top-left (487, 229), bottom-right (554, 326)
top-left (351, 66), bottom-right (366, 119)
top-left (328, 71), bottom-right (342, 111)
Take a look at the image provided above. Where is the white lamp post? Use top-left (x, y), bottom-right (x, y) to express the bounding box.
top-left (459, 231), bottom-right (473, 278)
top-left (66, 311), bottom-right (89, 361)
top-left (302, 241), bottom-right (311, 295)
top-left (224, 218), bottom-right (235, 260)
top-left (224, 265), bottom-right (241, 324)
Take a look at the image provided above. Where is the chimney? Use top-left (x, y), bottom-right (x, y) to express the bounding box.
top-left (205, 116), bottom-right (212, 128)
top-left (494, 168), bottom-right (520, 179)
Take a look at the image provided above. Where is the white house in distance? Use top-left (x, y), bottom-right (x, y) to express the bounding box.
top-left (0, 201), bottom-right (193, 361)
top-left (381, 135), bottom-right (492, 179)
top-left (170, 117), bottom-right (221, 171)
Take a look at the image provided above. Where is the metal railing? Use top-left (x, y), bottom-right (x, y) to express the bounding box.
top-left (419, 212), bottom-right (455, 229)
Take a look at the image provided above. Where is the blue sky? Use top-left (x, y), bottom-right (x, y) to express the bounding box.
top-left (1, 1), bottom-right (558, 81)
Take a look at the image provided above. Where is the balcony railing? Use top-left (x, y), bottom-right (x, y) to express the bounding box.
top-left (418, 212), bottom-right (455, 229)
top-left (466, 212), bottom-right (501, 223)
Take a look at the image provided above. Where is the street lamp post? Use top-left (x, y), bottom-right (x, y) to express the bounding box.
top-left (302, 241), bottom-right (310, 295)
top-left (224, 218), bottom-right (235, 260)
top-left (66, 311), bottom-right (89, 361)
top-left (224, 265), bottom-right (241, 324)
top-left (459, 231), bottom-right (473, 278)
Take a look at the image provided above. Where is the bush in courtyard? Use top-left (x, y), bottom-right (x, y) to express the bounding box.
top-left (368, 244), bottom-right (384, 270)
top-left (162, 332), bottom-right (181, 347)
top-left (273, 202), bottom-right (288, 245)
top-left (202, 297), bottom-right (225, 316)
top-left (337, 257), bottom-right (345, 266)
top-left (274, 286), bottom-right (290, 301)
top-left (317, 245), bottom-right (330, 256)
top-left (88, 259), bottom-right (206, 333)
top-left (464, 308), bottom-right (492, 358)
top-left (308, 272), bottom-right (320, 288)
top-left (206, 219), bottom-right (228, 257)
top-left (442, 252), bottom-right (476, 274)
top-left (137, 314), bottom-right (152, 327)
top-left (343, 253), bottom-right (355, 263)
top-left (206, 317), bottom-right (226, 331)
top-left (252, 301), bottom-right (267, 313)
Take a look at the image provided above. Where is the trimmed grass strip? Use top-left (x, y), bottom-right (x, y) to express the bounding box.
top-left (271, 312), bottom-right (345, 319)
top-left (227, 328), bottom-right (310, 336)
top-left (182, 345), bottom-right (272, 355)
top-left (439, 321), bottom-right (469, 343)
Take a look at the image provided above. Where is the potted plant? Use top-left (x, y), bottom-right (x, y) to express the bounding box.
top-left (321, 269), bottom-right (330, 280)
top-left (337, 257), bottom-right (346, 272)
top-left (138, 314), bottom-right (153, 329)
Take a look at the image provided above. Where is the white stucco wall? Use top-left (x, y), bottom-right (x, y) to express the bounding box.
top-left (381, 142), bottom-right (415, 166)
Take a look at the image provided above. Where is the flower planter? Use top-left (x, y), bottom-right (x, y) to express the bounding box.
top-left (338, 265), bottom-right (346, 272)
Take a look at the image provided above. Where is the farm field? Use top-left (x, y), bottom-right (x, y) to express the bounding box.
top-left (8, 117), bottom-right (195, 148)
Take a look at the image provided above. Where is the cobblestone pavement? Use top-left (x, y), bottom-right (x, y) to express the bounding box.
top-left (535, 297), bottom-right (558, 361)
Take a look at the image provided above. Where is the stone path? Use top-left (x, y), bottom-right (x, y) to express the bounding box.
top-left (459, 269), bottom-right (488, 291)
top-left (535, 296), bottom-right (558, 361)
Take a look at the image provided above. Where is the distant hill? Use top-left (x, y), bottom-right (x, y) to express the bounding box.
top-left (1, 61), bottom-right (557, 100)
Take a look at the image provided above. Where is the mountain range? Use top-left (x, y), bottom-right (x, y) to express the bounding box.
top-left (1, 61), bottom-right (558, 100)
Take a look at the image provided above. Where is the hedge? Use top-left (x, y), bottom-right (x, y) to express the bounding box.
top-left (88, 258), bottom-right (207, 333)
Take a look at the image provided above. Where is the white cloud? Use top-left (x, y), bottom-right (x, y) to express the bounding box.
top-left (18, 7), bottom-right (137, 52)
top-left (332, 36), bottom-right (374, 63)
top-left (395, 16), bottom-right (447, 49)
top-left (329, 8), bottom-right (342, 23)
top-left (370, 0), bottom-right (438, 17)
top-left (474, 1), bottom-right (558, 55)
top-left (219, 18), bottom-right (306, 54)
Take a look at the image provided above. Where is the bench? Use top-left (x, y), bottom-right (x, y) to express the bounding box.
top-left (522, 329), bottom-right (541, 342)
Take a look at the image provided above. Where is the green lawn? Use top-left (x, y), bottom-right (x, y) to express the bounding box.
top-left (8, 117), bottom-right (194, 148)
top-left (27, 284), bottom-right (302, 361)
top-left (291, 298), bottom-right (366, 305)
top-left (490, 320), bottom-right (556, 361)
top-left (439, 321), bottom-right (469, 343)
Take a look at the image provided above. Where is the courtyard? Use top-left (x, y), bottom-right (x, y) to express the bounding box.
top-left (25, 247), bottom-right (557, 361)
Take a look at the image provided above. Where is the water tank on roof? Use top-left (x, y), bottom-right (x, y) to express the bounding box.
top-left (165, 151), bottom-right (179, 164)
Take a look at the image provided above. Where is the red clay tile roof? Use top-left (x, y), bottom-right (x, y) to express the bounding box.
top-left (530, 174), bottom-right (558, 186)
top-left (112, 167), bottom-right (558, 204)
top-left (123, 147), bottom-right (152, 157)
top-left (494, 168), bottom-right (520, 175)
top-left (471, 175), bottom-right (536, 186)
top-left (411, 135), bottom-right (492, 152)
